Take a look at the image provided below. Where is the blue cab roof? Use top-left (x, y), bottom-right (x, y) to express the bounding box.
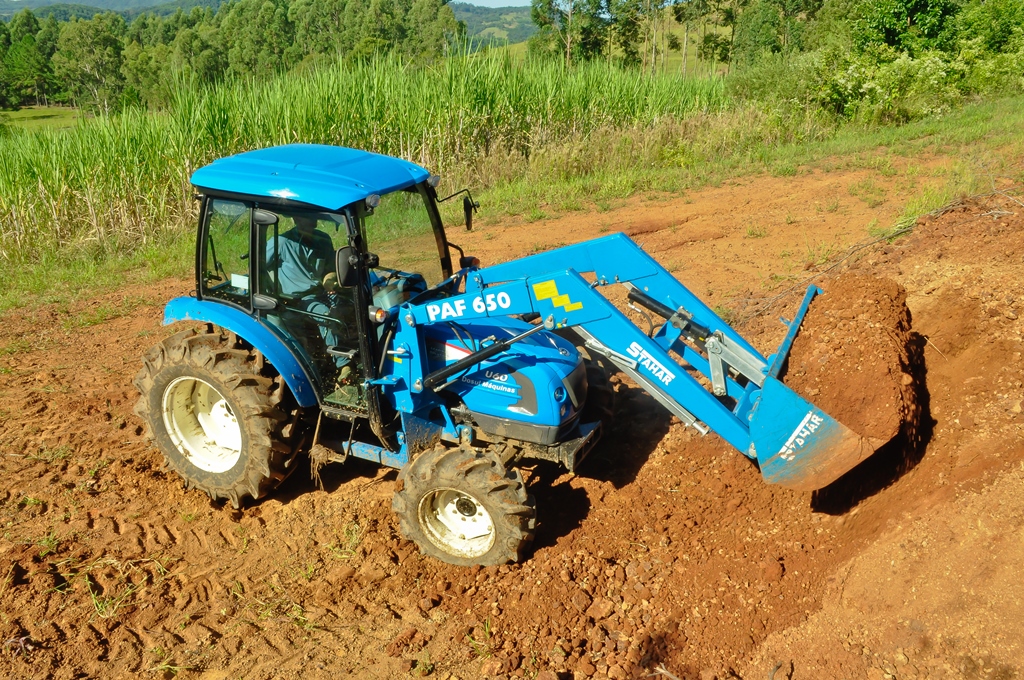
top-left (190, 144), bottom-right (432, 211)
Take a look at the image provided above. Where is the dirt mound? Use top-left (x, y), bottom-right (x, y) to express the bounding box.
top-left (782, 273), bottom-right (919, 446)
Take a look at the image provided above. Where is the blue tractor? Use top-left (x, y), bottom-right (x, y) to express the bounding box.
top-left (136, 145), bottom-right (882, 566)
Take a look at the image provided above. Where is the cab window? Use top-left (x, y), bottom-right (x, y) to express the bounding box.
top-left (255, 209), bottom-right (366, 411)
top-left (364, 188), bottom-right (445, 286)
top-left (201, 199), bottom-right (251, 306)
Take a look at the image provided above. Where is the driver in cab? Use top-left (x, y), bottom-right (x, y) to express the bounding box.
top-left (265, 215), bottom-right (353, 377)
top-left (266, 215), bottom-right (338, 298)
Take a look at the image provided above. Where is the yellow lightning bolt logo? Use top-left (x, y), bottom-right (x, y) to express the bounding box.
top-left (532, 280), bottom-right (583, 312)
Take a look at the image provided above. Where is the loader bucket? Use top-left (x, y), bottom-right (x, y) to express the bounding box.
top-left (748, 377), bottom-right (883, 491)
top-left (745, 283), bottom-right (885, 491)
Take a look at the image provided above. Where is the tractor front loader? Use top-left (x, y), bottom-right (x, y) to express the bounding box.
top-left (136, 144), bottom-right (886, 566)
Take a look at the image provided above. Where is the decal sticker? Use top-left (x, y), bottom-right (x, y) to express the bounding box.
top-left (625, 341), bottom-right (676, 386)
top-left (426, 300), bottom-right (467, 321)
top-left (532, 280), bottom-right (583, 312)
top-left (777, 411), bottom-right (825, 461)
top-left (425, 292), bottom-right (513, 321)
top-left (426, 342), bottom-right (471, 364)
top-left (459, 375), bottom-right (520, 395)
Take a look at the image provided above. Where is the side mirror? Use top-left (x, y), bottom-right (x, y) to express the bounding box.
top-left (335, 246), bottom-right (359, 287)
top-left (252, 209), bottom-right (278, 226)
top-left (463, 196), bottom-right (478, 231)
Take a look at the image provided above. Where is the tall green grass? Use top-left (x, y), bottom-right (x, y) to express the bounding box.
top-left (0, 53), bottom-right (726, 276)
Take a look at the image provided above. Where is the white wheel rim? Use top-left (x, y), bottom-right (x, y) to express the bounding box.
top-left (162, 376), bottom-right (242, 473)
top-left (418, 488), bottom-right (495, 559)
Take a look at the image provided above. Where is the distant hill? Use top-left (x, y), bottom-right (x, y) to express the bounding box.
top-left (120, 0), bottom-right (220, 19)
top-left (0, 0), bottom-right (530, 39)
top-left (0, 3), bottom-right (101, 20)
top-left (0, 0), bottom-right (177, 9)
top-left (0, 0), bottom-right (220, 19)
top-left (450, 3), bottom-right (536, 45)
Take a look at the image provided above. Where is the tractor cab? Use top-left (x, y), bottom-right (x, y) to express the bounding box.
top-left (190, 144), bottom-right (468, 421)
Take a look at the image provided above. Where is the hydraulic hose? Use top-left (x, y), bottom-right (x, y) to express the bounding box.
top-left (422, 323), bottom-right (545, 391)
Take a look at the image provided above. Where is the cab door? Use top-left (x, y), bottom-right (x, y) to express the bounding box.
top-left (252, 207), bottom-right (369, 415)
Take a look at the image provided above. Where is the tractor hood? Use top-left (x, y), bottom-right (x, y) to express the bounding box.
top-left (419, 318), bottom-right (586, 446)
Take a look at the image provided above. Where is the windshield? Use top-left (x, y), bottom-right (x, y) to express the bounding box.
top-left (362, 186), bottom-right (447, 286)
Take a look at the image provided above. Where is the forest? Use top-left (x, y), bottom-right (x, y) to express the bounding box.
top-left (0, 0), bottom-right (461, 111)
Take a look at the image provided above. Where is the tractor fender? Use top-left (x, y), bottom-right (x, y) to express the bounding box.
top-left (162, 297), bottom-right (319, 408)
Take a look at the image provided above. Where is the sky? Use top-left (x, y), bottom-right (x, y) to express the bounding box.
top-left (457, 0), bottom-right (532, 7)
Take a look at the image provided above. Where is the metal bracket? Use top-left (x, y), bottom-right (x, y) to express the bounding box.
top-left (705, 331), bottom-right (767, 395)
top-left (583, 339), bottom-right (638, 370)
top-left (576, 328), bottom-right (707, 434)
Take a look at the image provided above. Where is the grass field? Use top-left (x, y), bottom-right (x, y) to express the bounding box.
top-left (484, 94), bottom-right (1024, 219)
top-left (2, 107), bottom-right (81, 131)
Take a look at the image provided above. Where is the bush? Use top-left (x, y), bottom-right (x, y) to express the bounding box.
top-left (726, 52), bottom-right (816, 108)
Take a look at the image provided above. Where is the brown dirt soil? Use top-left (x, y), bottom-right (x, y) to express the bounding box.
top-left (0, 163), bottom-right (1022, 680)
top-left (782, 273), bottom-right (918, 445)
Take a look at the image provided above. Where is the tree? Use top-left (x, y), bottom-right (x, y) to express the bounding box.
top-left (673, 0), bottom-right (713, 72)
top-left (0, 23), bottom-right (11, 109)
top-left (955, 0), bottom-right (1024, 53)
top-left (121, 41), bottom-right (172, 108)
top-left (610, 0), bottom-right (644, 65)
top-left (289, 0), bottom-right (348, 57)
top-left (732, 0), bottom-right (782, 64)
top-left (52, 14), bottom-right (128, 113)
top-left (0, 19), bottom-right (10, 54)
top-left (5, 35), bottom-right (48, 106)
top-left (402, 0), bottom-right (461, 61)
top-left (172, 24), bottom-right (227, 83)
top-left (9, 9), bottom-right (41, 45)
top-left (854, 0), bottom-right (960, 53)
top-left (531, 0), bottom-right (608, 65)
top-left (220, 0), bottom-right (299, 78)
top-left (35, 15), bottom-right (61, 60)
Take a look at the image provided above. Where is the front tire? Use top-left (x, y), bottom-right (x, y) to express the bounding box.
top-left (393, 446), bottom-right (536, 566)
top-left (134, 326), bottom-right (307, 508)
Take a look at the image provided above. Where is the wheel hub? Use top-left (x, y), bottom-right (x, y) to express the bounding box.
top-left (162, 376), bottom-right (243, 473)
top-left (419, 488), bottom-right (495, 559)
top-left (455, 497), bottom-right (477, 516)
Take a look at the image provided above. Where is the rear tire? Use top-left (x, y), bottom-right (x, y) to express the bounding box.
top-left (133, 326), bottom-right (307, 508)
top-left (393, 446), bottom-right (536, 566)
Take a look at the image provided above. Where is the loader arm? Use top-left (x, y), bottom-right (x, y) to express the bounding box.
top-left (391, 232), bottom-right (878, 491)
